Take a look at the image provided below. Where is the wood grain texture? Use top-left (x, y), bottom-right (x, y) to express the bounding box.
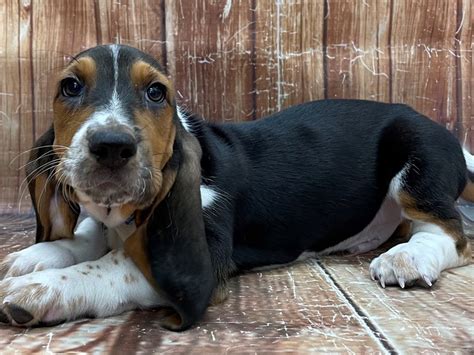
top-left (0, 215), bottom-right (472, 352)
top-left (0, 0), bottom-right (20, 211)
top-left (456, 0), bottom-right (473, 149)
top-left (279, 1), bottom-right (325, 108)
top-left (94, 0), bottom-right (165, 67)
top-left (390, 1), bottom-right (459, 132)
top-left (325, 0), bottom-right (391, 102)
top-left (253, 0), bottom-right (325, 117)
top-left (165, 0), bottom-right (255, 121)
top-left (319, 251), bottom-right (474, 352)
top-left (31, 1), bottom-right (98, 140)
top-left (0, 0), bottom-right (472, 210)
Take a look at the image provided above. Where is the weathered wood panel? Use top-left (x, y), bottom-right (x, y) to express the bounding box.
top-left (253, 1), bottom-right (326, 117)
top-left (166, 0), bottom-right (255, 121)
top-left (0, 0), bottom-right (20, 211)
top-left (319, 252), bottom-right (474, 352)
top-left (31, 1), bottom-right (98, 140)
top-left (457, 0), bottom-right (473, 149)
top-left (0, 0), bottom-right (472, 211)
top-left (0, 216), bottom-right (472, 352)
top-left (390, 1), bottom-right (460, 133)
top-left (278, 1), bottom-right (326, 108)
top-left (325, 0), bottom-right (391, 101)
top-left (16, 1), bottom-right (34, 212)
top-left (95, 0), bottom-right (165, 66)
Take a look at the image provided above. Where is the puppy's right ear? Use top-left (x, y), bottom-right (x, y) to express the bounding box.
top-left (26, 125), bottom-right (80, 242)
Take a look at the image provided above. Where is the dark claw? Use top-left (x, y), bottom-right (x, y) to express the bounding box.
top-left (6, 304), bottom-right (34, 324)
top-left (0, 309), bottom-right (9, 323)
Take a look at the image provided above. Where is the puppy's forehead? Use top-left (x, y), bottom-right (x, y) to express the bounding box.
top-left (69, 44), bottom-right (165, 93)
top-left (67, 45), bottom-right (166, 106)
top-left (75, 44), bottom-right (164, 73)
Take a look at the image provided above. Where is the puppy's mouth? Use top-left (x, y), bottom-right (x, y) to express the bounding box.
top-left (77, 180), bottom-right (133, 206)
top-left (58, 162), bottom-right (156, 208)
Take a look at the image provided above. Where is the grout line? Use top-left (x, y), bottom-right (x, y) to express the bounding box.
top-left (314, 260), bottom-right (398, 355)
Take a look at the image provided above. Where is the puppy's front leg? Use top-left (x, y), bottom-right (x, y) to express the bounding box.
top-left (0, 217), bottom-right (108, 280)
top-left (0, 249), bottom-right (161, 326)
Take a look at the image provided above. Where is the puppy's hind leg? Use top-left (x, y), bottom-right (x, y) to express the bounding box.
top-left (370, 155), bottom-right (471, 288)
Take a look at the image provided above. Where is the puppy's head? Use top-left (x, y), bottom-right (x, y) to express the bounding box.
top-left (28, 45), bottom-right (214, 331)
top-left (54, 45), bottom-right (176, 214)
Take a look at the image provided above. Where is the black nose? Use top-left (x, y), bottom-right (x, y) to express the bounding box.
top-left (88, 130), bottom-right (137, 169)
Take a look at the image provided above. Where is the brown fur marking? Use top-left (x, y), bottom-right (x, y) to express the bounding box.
top-left (130, 60), bottom-right (175, 103)
top-left (52, 104), bottom-right (94, 151)
top-left (123, 227), bottom-right (156, 287)
top-left (392, 219), bottom-right (412, 241)
top-left (399, 192), bottom-right (471, 260)
top-left (59, 56), bottom-right (96, 87)
top-left (461, 181), bottom-right (474, 202)
top-left (32, 174), bottom-right (53, 241)
top-left (54, 57), bottom-right (96, 153)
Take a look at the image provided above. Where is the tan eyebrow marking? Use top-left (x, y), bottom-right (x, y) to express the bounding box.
top-left (60, 56), bottom-right (97, 87)
top-left (130, 60), bottom-right (175, 103)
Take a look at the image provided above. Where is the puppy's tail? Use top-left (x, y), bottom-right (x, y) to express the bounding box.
top-left (461, 149), bottom-right (474, 202)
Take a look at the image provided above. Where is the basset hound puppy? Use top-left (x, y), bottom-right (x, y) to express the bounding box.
top-left (0, 44), bottom-right (472, 330)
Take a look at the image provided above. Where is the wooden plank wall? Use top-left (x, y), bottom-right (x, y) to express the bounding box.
top-left (0, 0), bottom-right (472, 212)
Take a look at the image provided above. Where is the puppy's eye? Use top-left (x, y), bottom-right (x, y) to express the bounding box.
top-left (61, 78), bottom-right (83, 97)
top-left (146, 83), bottom-right (166, 103)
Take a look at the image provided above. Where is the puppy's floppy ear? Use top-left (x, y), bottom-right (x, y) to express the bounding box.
top-left (26, 125), bottom-right (80, 242)
top-left (125, 130), bottom-right (215, 331)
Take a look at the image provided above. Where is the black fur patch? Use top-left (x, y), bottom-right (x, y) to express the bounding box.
top-left (190, 100), bottom-right (468, 272)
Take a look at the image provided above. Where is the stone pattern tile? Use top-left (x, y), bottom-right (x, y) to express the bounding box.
top-left (0, 215), bottom-right (472, 353)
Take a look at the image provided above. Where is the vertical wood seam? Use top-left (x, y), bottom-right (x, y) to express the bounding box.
top-left (93, 0), bottom-right (102, 44)
top-left (299, 4), bottom-right (304, 102)
top-left (29, 0), bottom-right (36, 140)
top-left (16, 0), bottom-right (22, 205)
top-left (322, 0), bottom-right (328, 99)
top-left (454, 0), bottom-right (464, 141)
top-left (250, 0), bottom-right (257, 120)
top-left (275, 0), bottom-right (282, 111)
top-left (317, 261), bottom-right (399, 355)
top-left (387, 0), bottom-right (394, 103)
top-left (160, 0), bottom-right (167, 72)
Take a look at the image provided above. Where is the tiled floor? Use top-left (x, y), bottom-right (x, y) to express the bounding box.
top-left (0, 215), bottom-right (473, 353)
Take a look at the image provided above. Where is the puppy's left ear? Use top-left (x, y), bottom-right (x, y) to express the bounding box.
top-left (125, 130), bottom-right (215, 331)
top-left (26, 125), bottom-right (80, 242)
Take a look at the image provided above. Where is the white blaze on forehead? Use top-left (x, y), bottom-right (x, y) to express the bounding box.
top-left (110, 44), bottom-right (120, 92)
top-left (107, 44), bottom-right (124, 122)
top-left (66, 44), bottom-right (132, 189)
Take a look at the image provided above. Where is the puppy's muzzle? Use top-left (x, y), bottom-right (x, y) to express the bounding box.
top-left (88, 129), bottom-right (137, 169)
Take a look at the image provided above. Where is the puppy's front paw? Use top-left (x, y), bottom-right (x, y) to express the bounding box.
top-left (0, 270), bottom-right (83, 327)
top-left (0, 243), bottom-right (75, 280)
top-left (369, 242), bottom-right (439, 289)
top-left (0, 276), bottom-right (58, 326)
